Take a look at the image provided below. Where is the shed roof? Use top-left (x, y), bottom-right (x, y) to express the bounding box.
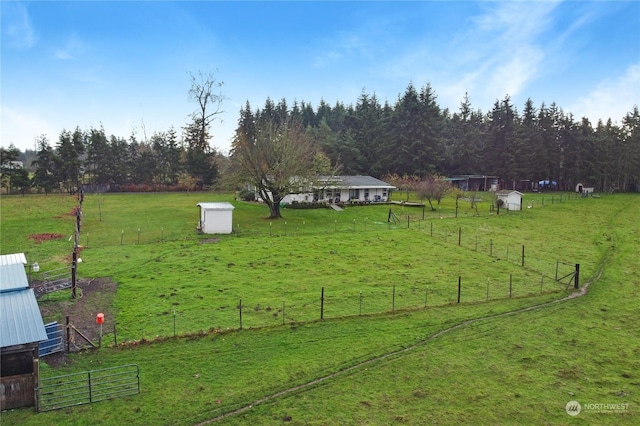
top-left (0, 253), bottom-right (27, 266)
top-left (0, 289), bottom-right (48, 347)
top-left (497, 190), bottom-right (524, 196)
top-left (0, 263), bottom-right (29, 292)
top-left (0, 264), bottom-right (47, 348)
top-left (197, 202), bottom-right (235, 210)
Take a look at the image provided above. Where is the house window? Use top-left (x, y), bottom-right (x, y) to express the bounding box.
top-left (349, 189), bottom-right (360, 200)
top-left (364, 190), bottom-right (369, 200)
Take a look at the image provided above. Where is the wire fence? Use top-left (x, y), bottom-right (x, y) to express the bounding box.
top-left (62, 191), bottom-right (585, 345)
top-left (97, 271), bottom-right (573, 345)
top-left (79, 191), bottom-right (586, 246)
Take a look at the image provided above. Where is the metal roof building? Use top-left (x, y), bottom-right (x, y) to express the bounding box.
top-left (1, 259), bottom-right (48, 410)
top-left (0, 263), bottom-right (48, 347)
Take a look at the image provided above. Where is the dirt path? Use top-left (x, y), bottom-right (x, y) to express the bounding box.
top-left (195, 259), bottom-right (605, 425)
top-left (39, 278), bottom-right (117, 367)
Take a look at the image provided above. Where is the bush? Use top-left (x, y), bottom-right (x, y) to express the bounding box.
top-left (286, 201), bottom-right (328, 209)
top-left (238, 189), bottom-right (256, 201)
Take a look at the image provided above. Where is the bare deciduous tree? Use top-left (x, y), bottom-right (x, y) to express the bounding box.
top-left (416, 174), bottom-right (451, 210)
top-left (231, 116), bottom-right (318, 219)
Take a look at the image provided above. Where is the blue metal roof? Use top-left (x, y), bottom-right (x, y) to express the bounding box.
top-left (0, 289), bottom-right (48, 348)
top-left (0, 263), bottom-right (48, 348)
top-left (0, 263), bottom-right (29, 292)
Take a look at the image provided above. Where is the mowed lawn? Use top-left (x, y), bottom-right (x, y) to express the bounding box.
top-left (0, 192), bottom-right (637, 425)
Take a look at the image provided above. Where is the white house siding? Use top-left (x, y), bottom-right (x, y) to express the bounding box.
top-left (253, 176), bottom-right (395, 205)
top-left (319, 186), bottom-right (391, 203)
top-left (197, 202), bottom-right (234, 234)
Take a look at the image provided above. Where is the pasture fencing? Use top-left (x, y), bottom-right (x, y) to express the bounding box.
top-left (78, 191), bottom-right (589, 246)
top-left (36, 364), bottom-right (140, 412)
top-left (98, 274), bottom-right (571, 345)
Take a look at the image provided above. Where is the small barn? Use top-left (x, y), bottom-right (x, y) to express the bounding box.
top-left (445, 175), bottom-right (500, 192)
top-left (196, 202), bottom-right (235, 234)
top-left (1, 260), bottom-right (48, 410)
top-left (496, 190), bottom-right (524, 211)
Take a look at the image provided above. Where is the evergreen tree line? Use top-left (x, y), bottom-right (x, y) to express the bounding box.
top-left (248, 83), bottom-right (639, 192)
top-left (1, 122), bottom-right (220, 195)
top-left (2, 81), bottom-right (639, 194)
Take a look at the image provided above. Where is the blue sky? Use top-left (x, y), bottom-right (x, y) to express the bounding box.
top-left (2, 1), bottom-right (639, 154)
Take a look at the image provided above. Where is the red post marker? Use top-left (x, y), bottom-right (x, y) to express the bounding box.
top-left (96, 313), bottom-right (105, 324)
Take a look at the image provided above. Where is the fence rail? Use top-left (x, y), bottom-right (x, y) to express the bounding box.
top-left (36, 364), bottom-right (140, 412)
top-left (103, 275), bottom-right (571, 345)
top-left (39, 322), bottom-right (65, 357)
top-left (33, 266), bottom-right (72, 298)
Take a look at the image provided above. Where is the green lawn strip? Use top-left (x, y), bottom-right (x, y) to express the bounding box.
top-left (3, 295), bottom-right (564, 426)
top-left (76, 229), bottom-right (571, 342)
top-left (0, 193), bottom-right (78, 269)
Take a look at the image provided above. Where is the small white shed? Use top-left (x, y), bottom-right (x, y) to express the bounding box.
top-left (196, 202), bottom-right (235, 234)
top-left (496, 190), bottom-right (524, 211)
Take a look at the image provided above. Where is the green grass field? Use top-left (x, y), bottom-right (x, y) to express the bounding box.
top-left (0, 191), bottom-right (637, 425)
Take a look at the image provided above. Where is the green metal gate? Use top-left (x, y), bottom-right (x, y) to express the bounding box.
top-left (36, 364), bottom-right (140, 412)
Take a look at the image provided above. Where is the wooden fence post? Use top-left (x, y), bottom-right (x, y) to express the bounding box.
top-left (66, 316), bottom-right (71, 354)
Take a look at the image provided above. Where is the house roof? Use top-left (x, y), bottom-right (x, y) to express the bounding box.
top-left (0, 264), bottom-right (48, 348)
top-left (197, 202), bottom-right (235, 211)
top-left (317, 176), bottom-right (395, 189)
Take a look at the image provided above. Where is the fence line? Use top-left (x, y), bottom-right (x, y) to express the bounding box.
top-left (100, 275), bottom-right (570, 345)
top-left (79, 191), bottom-right (588, 246)
top-left (66, 192), bottom-right (584, 346)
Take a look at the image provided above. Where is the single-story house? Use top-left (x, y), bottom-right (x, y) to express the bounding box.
top-left (445, 175), bottom-right (499, 192)
top-left (255, 176), bottom-right (396, 205)
top-left (312, 176), bottom-right (395, 203)
top-left (496, 190), bottom-right (524, 211)
top-left (196, 202), bottom-right (235, 234)
top-left (1, 258), bottom-right (48, 410)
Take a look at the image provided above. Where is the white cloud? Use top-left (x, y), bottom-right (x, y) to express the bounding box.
top-left (376, 1), bottom-right (563, 112)
top-left (0, 105), bottom-right (55, 150)
top-left (569, 63), bottom-right (640, 124)
top-left (53, 34), bottom-right (89, 60)
top-left (1, 2), bottom-right (36, 49)
top-left (486, 45), bottom-right (545, 101)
